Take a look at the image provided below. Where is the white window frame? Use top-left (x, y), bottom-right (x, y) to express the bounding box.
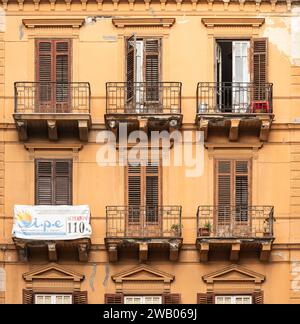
top-left (35, 294), bottom-right (73, 304)
top-left (215, 295), bottom-right (252, 304)
top-left (124, 296), bottom-right (162, 304)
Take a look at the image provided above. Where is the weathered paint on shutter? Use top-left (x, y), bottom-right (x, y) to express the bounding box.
top-left (73, 291), bottom-right (88, 304)
top-left (36, 160), bottom-right (53, 205)
top-left (162, 293), bottom-right (181, 304)
top-left (126, 35), bottom-right (136, 103)
top-left (127, 164), bottom-right (142, 224)
top-left (104, 293), bottom-right (124, 304)
top-left (146, 162), bottom-right (159, 223)
top-left (144, 39), bottom-right (160, 102)
top-left (252, 38), bottom-right (268, 100)
top-left (197, 293), bottom-right (215, 304)
top-left (253, 291), bottom-right (264, 304)
top-left (36, 159), bottom-right (72, 205)
top-left (54, 160), bottom-right (72, 205)
top-left (216, 160), bottom-right (232, 224)
top-left (55, 40), bottom-right (71, 112)
top-left (23, 289), bottom-right (34, 304)
top-left (36, 40), bottom-right (53, 111)
top-left (235, 160), bottom-right (249, 222)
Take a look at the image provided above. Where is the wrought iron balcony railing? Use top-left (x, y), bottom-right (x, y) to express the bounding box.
top-left (196, 82), bottom-right (273, 114)
top-left (14, 82), bottom-right (91, 114)
top-left (106, 206), bottom-right (182, 238)
top-left (106, 82), bottom-right (182, 114)
top-left (197, 206), bottom-right (274, 239)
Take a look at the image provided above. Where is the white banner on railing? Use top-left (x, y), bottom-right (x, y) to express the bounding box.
top-left (12, 205), bottom-right (92, 240)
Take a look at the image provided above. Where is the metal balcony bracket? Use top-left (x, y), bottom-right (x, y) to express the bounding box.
top-left (78, 244), bottom-right (89, 262)
top-left (47, 120), bottom-right (58, 141)
top-left (260, 242), bottom-right (272, 262)
top-left (198, 119), bottom-right (209, 141)
top-left (78, 120), bottom-right (89, 142)
top-left (230, 242), bottom-right (241, 261)
top-left (139, 242), bottom-right (148, 263)
top-left (229, 119), bottom-right (240, 142)
top-left (199, 242), bottom-right (209, 262)
top-left (260, 119), bottom-right (271, 142)
top-left (16, 120), bottom-right (28, 141)
top-left (47, 243), bottom-right (58, 261)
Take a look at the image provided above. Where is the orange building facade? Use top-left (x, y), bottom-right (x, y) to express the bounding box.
top-left (0, 0), bottom-right (299, 304)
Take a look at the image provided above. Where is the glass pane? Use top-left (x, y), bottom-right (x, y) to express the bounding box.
top-left (56, 296), bottom-right (62, 304)
top-left (36, 296), bottom-right (44, 304)
top-left (45, 296), bottom-right (52, 304)
top-left (63, 296), bottom-right (72, 304)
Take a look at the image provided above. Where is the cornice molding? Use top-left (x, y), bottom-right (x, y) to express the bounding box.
top-left (22, 18), bottom-right (85, 29)
top-left (201, 17), bottom-right (265, 28)
top-left (112, 17), bottom-right (176, 28)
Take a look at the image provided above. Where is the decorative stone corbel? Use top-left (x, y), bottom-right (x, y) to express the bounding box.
top-left (128, 0), bottom-right (134, 10)
top-left (81, 0), bottom-right (88, 10)
top-left (17, 0), bottom-right (24, 10)
top-left (223, 0), bottom-right (230, 10)
top-left (160, 0), bottom-right (167, 10)
top-left (144, 0), bottom-right (150, 9)
top-left (65, 0), bottom-right (72, 10)
top-left (191, 0), bottom-right (197, 10)
top-left (286, 0), bottom-right (292, 11)
top-left (112, 0), bottom-right (119, 10)
top-left (271, 0), bottom-right (277, 11)
top-left (255, 0), bottom-right (261, 11)
top-left (33, 0), bottom-right (40, 10)
top-left (1, 0), bottom-right (8, 10)
top-left (49, 0), bottom-right (56, 10)
top-left (239, 0), bottom-right (245, 10)
top-left (207, 0), bottom-right (213, 10)
top-left (96, 0), bottom-right (103, 10)
top-left (176, 0), bottom-right (182, 10)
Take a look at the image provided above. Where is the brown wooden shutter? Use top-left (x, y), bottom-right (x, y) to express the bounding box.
top-left (104, 293), bottom-right (124, 304)
top-left (23, 289), bottom-right (34, 304)
top-left (252, 38), bottom-right (268, 100)
top-left (55, 40), bottom-right (71, 112)
top-left (253, 291), bottom-right (264, 304)
top-left (216, 160), bottom-right (232, 224)
top-left (54, 160), bottom-right (72, 205)
top-left (36, 160), bottom-right (53, 205)
top-left (36, 159), bottom-right (72, 205)
top-left (162, 293), bottom-right (181, 304)
top-left (127, 164), bottom-right (142, 224)
top-left (197, 293), bottom-right (215, 304)
top-left (145, 162), bottom-right (159, 223)
top-left (36, 40), bottom-right (53, 112)
top-left (235, 161), bottom-right (249, 222)
top-left (126, 35), bottom-right (136, 103)
top-left (145, 39), bottom-right (160, 102)
top-left (73, 291), bottom-right (88, 304)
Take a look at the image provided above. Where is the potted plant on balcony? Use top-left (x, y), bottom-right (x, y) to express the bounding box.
top-left (198, 221), bottom-right (212, 237)
top-left (170, 224), bottom-right (183, 237)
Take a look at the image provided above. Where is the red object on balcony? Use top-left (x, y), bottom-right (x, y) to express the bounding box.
top-left (251, 101), bottom-right (270, 113)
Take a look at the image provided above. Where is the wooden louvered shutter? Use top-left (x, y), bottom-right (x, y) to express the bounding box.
top-left (145, 162), bottom-right (159, 224)
top-left (73, 291), bottom-right (88, 304)
top-left (162, 293), bottom-right (181, 304)
top-left (235, 161), bottom-right (249, 223)
top-left (36, 40), bottom-right (53, 112)
top-left (127, 164), bottom-right (142, 224)
top-left (197, 293), bottom-right (215, 304)
top-left (252, 38), bottom-right (268, 100)
top-left (23, 289), bottom-right (34, 304)
top-left (104, 294), bottom-right (124, 304)
top-left (216, 160), bottom-right (232, 225)
top-left (253, 291), bottom-right (264, 304)
top-left (55, 40), bottom-right (71, 113)
top-left (145, 39), bottom-right (160, 103)
top-left (36, 160), bottom-right (53, 205)
top-left (126, 35), bottom-right (136, 103)
top-left (54, 160), bottom-right (72, 205)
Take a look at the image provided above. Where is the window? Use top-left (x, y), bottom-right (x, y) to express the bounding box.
top-left (36, 39), bottom-right (71, 112)
top-left (35, 159), bottom-right (72, 205)
top-left (215, 159), bottom-right (250, 235)
top-left (35, 294), bottom-right (72, 304)
top-left (126, 36), bottom-right (161, 112)
top-left (215, 296), bottom-right (252, 304)
top-left (124, 296), bottom-right (162, 304)
top-left (126, 161), bottom-right (161, 236)
top-left (215, 38), bottom-right (268, 112)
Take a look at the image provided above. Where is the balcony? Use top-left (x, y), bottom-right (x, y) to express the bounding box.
top-left (196, 82), bottom-right (274, 141)
top-left (105, 82), bottom-right (182, 133)
top-left (13, 82), bottom-right (91, 141)
top-left (196, 205), bottom-right (275, 262)
top-left (12, 205), bottom-right (92, 262)
top-left (105, 205), bottom-right (183, 262)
